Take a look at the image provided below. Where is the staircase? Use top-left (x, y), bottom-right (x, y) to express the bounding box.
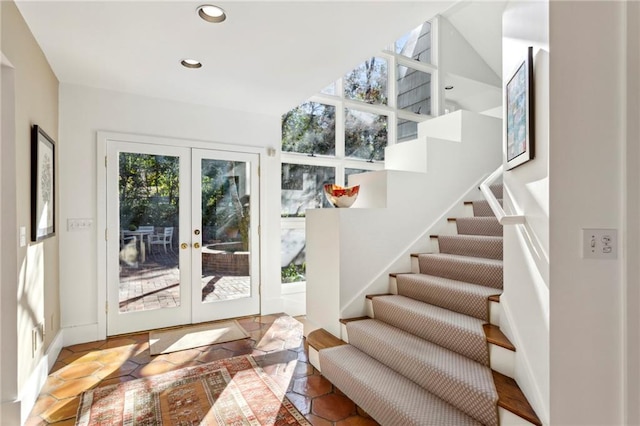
top-left (308, 183), bottom-right (541, 426)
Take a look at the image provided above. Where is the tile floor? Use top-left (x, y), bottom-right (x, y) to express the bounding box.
top-left (119, 250), bottom-right (250, 312)
top-left (26, 314), bottom-right (379, 426)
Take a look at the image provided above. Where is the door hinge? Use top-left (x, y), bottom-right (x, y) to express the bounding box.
top-left (105, 301), bottom-right (109, 314)
top-left (258, 225), bottom-right (261, 236)
top-left (105, 228), bottom-right (108, 241)
top-left (257, 166), bottom-right (260, 177)
top-left (105, 156), bottom-right (107, 168)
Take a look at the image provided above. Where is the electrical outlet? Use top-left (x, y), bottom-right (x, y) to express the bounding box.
top-left (582, 228), bottom-right (618, 259)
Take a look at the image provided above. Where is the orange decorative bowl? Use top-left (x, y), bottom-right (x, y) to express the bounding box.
top-left (323, 184), bottom-right (360, 208)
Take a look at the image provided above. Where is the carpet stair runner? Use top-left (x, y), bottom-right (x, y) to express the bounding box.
top-left (313, 183), bottom-right (541, 426)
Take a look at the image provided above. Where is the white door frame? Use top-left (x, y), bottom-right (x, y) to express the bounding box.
top-left (97, 131), bottom-right (266, 338)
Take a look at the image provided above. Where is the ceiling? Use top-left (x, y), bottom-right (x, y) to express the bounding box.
top-left (15, 1), bottom-right (504, 118)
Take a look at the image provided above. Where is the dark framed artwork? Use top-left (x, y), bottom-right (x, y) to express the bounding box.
top-left (505, 46), bottom-right (535, 170)
top-left (31, 125), bottom-right (55, 241)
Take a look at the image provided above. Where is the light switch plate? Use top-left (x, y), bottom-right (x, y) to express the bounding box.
top-left (67, 218), bottom-right (93, 231)
top-left (582, 228), bottom-right (617, 259)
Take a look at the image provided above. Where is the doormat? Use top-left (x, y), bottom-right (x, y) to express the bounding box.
top-left (75, 354), bottom-right (310, 425)
top-left (149, 320), bottom-right (249, 355)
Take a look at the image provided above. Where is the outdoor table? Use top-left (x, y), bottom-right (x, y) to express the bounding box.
top-left (122, 229), bottom-right (154, 263)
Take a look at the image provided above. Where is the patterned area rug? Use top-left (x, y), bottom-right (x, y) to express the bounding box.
top-left (75, 355), bottom-right (310, 425)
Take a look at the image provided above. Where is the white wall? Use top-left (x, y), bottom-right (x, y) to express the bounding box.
top-left (58, 84), bottom-right (283, 341)
top-left (501, 1), bottom-right (550, 423)
top-left (549, 2), bottom-right (625, 424)
top-left (625, 3), bottom-right (640, 424)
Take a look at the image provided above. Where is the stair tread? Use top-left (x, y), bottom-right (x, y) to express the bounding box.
top-left (396, 273), bottom-right (502, 321)
top-left (417, 253), bottom-right (503, 290)
top-left (455, 216), bottom-right (503, 236)
top-left (346, 319), bottom-right (498, 425)
top-left (483, 324), bottom-right (516, 351)
top-left (307, 329), bottom-right (345, 351)
top-left (372, 295), bottom-right (489, 365)
top-left (493, 370), bottom-right (542, 426)
top-left (320, 345), bottom-right (482, 426)
top-left (418, 252), bottom-right (503, 265)
top-left (339, 316), bottom-right (369, 324)
top-left (365, 293), bottom-right (392, 300)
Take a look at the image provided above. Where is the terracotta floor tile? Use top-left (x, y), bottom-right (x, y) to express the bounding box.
top-left (49, 376), bottom-right (101, 400)
top-left (311, 393), bottom-right (356, 421)
top-left (286, 392), bottom-right (311, 415)
top-left (221, 338), bottom-right (254, 352)
top-left (131, 359), bottom-right (176, 378)
top-left (56, 361), bottom-right (103, 381)
top-left (96, 348), bottom-right (132, 364)
top-left (29, 395), bottom-right (56, 417)
top-left (48, 419), bottom-right (76, 426)
top-left (155, 348), bottom-right (202, 365)
top-left (65, 340), bottom-right (105, 353)
top-left (196, 347), bottom-right (234, 363)
top-left (96, 375), bottom-right (137, 388)
top-left (293, 375), bottom-right (332, 397)
top-left (49, 362), bottom-right (67, 374)
top-left (41, 397), bottom-right (80, 423)
top-left (336, 416), bottom-right (380, 426)
top-left (305, 413), bottom-right (333, 426)
top-left (40, 376), bottom-right (65, 394)
top-left (95, 360), bottom-right (139, 380)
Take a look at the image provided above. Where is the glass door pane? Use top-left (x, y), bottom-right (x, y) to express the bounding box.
top-left (192, 149), bottom-right (260, 323)
top-left (107, 142), bottom-right (191, 335)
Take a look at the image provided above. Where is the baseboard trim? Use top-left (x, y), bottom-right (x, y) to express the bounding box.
top-left (18, 329), bottom-right (64, 424)
top-left (501, 296), bottom-right (549, 425)
top-left (62, 323), bottom-right (99, 347)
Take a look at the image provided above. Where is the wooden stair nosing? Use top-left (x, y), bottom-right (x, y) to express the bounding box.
top-left (447, 217), bottom-right (457, 222)
top-left (493, 370), bottom-right (542, 426)
top-left (488, 294), bottom-right (501, 303)
top-left (339, 316), bottom-right (369, 325)
top-left (365, 293), bottom-right (392, 300)
top-left (307, 329), bottom-right (345, 351)
top-left (483, 324), bottom-right (516, 351)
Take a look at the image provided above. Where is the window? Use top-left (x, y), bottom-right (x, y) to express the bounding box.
top-left (282, 102), bottom-right (336, 156)
top-left (281, 163), bottom-right (335, 217)
top-left (345, 109), bottom-right (388, 161)
top-left (344, 57), bottom-right (388, 105)
top-left (280, 20), bottom-right (436, 285)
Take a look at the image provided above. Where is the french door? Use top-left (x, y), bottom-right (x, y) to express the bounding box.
top-left (106, 141), bottom-right (260, 335)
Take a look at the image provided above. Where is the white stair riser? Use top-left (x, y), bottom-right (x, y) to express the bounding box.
top-left (490, 344), bottom-right (515, 378)
top-left (341, 323), bottom-right (349, 343)
top-left (464, 203), bottom-right (474, 217)
top-left (389, 276), bottom-right (398, 294)
top-left (499, 407), bottom-right (537, 426)
top-left (411, 257), bottom-right (420, 273)
top-left (490, 300), bottom-right (501, 326)
top-left (366, 298), bottom-right (375, 318)
top-left (309, 346), bottom-right (321, 372)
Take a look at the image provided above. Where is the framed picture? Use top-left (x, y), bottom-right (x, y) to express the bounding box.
top-left (31, 125), bottom-right (56, 241)
top-left (505, 46), bottom-right (534, 170)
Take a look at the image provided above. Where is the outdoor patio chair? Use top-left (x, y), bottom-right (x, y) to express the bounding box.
top-left (149, 227), bottom-right (174, 253)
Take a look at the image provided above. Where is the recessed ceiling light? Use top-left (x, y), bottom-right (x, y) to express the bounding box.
top-left (445, 85), bottom-right (454, 90)
top-left (197, 4), bottom-right (226, 23)
top-left (181, 59), bottom-right (202, 69)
